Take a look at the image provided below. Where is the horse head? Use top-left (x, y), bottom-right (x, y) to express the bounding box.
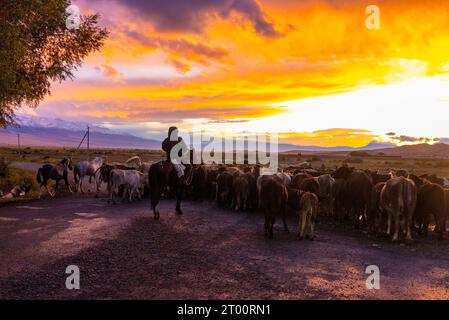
top-left (61, 158), bottom-right (74, 170)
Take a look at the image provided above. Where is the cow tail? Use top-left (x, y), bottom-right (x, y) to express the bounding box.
top-left (36, 168), bottom-right (43, 184)
top-left (398, 180), bottom-right (405, 216)
top-left (403, 180), bottom-right (414, 218)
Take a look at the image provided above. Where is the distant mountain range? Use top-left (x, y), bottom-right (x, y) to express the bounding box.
top-left (1, 116), bottom-right (448, 158)
top-left (367, 143), bottom-right (449, 159)
top-left (0, 116), bottom-right (160, 149)
top-left (277, 140), bottom-right (395, 153)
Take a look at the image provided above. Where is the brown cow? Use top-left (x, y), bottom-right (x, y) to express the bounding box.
top-left (215, 170), bottom-right (234, 207)
top-left (415, 182), bottom-right (446, 239)
top-left (366, 170), bottom-right (391, 185)
top-left (317, 174), bottom-right (335, 216)
top-left (232, 173), bottom-right (249, 211)
top-left (380, 177), bottom-right (417, 242)
top-left (298, 177), bottom-right (320, 197)
top-left (260, 176), bottom-right (288, 239)
top-left (290, 172), bottom-right (313, 189)
top-left (420, 174), bottom-right (445, 186)
top-left (297, 192), bottom-right (319, 240)
top-left (245, 171), bottom-right (258, 211)
top-left (189, 165), bottom-right (208, 200)
top-left (370, 182), bottom-right (387, 232)
top-left (331, 165), bottom-right (373, 227)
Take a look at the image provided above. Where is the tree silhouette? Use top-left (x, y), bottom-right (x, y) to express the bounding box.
top-left (0, 0), bottom-right (108, 127)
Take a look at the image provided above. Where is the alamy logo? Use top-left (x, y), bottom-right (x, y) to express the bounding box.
top-left (168, 123), bottom-right (279, 174)
top-left (365, 5), bottom-right (380, 30)
top-left (65, 265), bottom-right (80, 290)
top-left (365, 265), bottom-right (380, 290)
top-left (66, 4), bottom-right (81, 30)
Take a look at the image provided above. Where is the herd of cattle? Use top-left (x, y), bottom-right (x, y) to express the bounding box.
top-left (37, 156), bottom-right (449, 243)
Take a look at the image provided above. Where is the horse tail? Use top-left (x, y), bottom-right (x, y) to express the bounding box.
top-left (36, 168), bottom-right (43, 184)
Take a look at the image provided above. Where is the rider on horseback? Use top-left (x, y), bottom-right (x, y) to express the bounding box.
top-left (162, 126), bottom-right (189, 185)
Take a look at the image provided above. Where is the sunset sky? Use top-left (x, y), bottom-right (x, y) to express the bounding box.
top-left (27, 0), bottom-right (449, 147)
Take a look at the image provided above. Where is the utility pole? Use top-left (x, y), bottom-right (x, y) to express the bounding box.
top-left (17, 134), bottom-right (21, 156)
top-left (87, 126), bottom-right (90, 160)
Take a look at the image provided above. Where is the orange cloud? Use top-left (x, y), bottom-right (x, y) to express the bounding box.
top-left (279, 129), bottom-right (380, 148)
top-left (39, 0), bottom-right (449, 146)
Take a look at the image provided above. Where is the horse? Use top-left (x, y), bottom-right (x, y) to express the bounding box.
top-left (36, 158), bottom-right (73, 199)
top-left (73, 157), bottom-right (105, 194)
top-left (148, 161), bottom-right (193, 220)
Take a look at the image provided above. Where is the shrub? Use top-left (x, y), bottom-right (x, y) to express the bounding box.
top-left (0, 158), bottom-right (9, 177)
top-left (349, 151), bottom-right (370, 157)
top-left (346, 157), bottom-right (363, 164)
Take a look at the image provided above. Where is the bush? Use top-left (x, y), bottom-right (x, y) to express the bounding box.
top-left (0, 167), bottom-right (39, 196)
top-left (349, 151), bottom-right (370, 157)
top-left (0, 158), bottom-right (9, 177)
top-left (308, 156), bottom-right (321, 162)
top-left (345, 158), bottom-right (364, 164)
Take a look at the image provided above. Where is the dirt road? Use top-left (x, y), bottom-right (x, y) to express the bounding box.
top-left (1, 194), bottom-right (449, 299)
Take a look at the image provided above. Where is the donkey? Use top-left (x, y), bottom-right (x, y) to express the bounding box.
top-left (73, 157), bottom-right (105, 194)
top-left (36, 158), bottom-right (73, 199)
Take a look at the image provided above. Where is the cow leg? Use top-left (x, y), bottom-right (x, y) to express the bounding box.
top-left (298, 210), bottom-right (306, 240)
top-left (436, 217), bottom-right (444, 240)
top-left (269, 216), bottom-right (275, 239)
top-left (129, 187), bottom-right (134, 202)
top-left (405, 217), bottom-right (413, 242)
top-left (109, 186), bottom-right (118, 205)
top-left (423, 215), bottom-right (430, 237)
top-left (282, 212), bottom-right (289, 232)
top-left (264, 214), bottom-right (270, 238)
top-left (392, 212), bottom-right (400, 242)
top-left (309, 215), bottom-right (316, 240)
top-left (386, 209), bottom-right (392, 235)
top-left (235, 194), bottom-right (240, 211)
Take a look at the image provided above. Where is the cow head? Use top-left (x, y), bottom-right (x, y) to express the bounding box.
top-left (331, 165), bottom-right (353, 180)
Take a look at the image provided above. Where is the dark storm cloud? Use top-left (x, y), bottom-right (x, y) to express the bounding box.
top-left (98, 0), bottom-right (280, 37)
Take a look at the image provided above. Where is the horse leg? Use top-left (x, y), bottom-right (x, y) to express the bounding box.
top-left (93, 173), bottom-right (99, 193)
top-left (95, 172), bottom-right (101, 195)
top-left (79, 174), bottom-right (84, 194)
top-left (38, 183), bottom-right (45, 199)
top-left (108, 185), bottom-right (114, 204)
top-left (65, 177), bottom-right (73, 193)
top-left (52, 179), bottom-right (60, 198)
top-left (46, 182), bottom-right (54, 198)
top-left (175, 186), bottom-right (183, 215)
top-left (151, 186), bottom-right (161, 220)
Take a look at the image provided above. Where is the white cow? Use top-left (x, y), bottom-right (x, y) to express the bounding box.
top-left (109, 169), bottom-right (145, 204)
